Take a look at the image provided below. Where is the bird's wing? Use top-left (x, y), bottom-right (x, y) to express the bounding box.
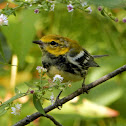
top-left (67, 48), bottom-right (99, 68)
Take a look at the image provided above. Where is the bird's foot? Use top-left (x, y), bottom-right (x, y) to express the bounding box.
top-left (82, 83), bottom-right (88, 94)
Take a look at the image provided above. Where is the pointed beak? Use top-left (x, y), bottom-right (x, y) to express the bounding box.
top-left (32, 40), bottom-right (43, 45)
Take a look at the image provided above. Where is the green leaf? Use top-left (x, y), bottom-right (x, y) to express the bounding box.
top-left (0, 103), bottom-right (9, 116)
top-left (0, 93), bottom-right (27, 116)
top-left (15, 87), bottom-right (20, 94)
top-left (0, 93), bottom-right (26, 107)
top-left (0, 109), bottom-right (7, 116)
top-left (24, 82), bottom-right (35, 88)
top-left (101, 9), bottom-right (106, 17)
top-left (1, 9), bottom-right (40, 67)
top-left (33, 94), bottom-right (45, 115)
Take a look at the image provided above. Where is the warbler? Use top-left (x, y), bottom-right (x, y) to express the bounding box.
top-left (33, 35), bottom-right (106, 85)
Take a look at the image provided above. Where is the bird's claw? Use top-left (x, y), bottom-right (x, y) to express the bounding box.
top-left (82, 83), bottom-right (88, 94)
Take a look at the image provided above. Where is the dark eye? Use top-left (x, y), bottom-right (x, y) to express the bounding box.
top-left (50, 41), bottom-right (58, 46)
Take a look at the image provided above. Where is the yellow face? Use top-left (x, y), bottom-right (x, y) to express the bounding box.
top-left (40, 35), bottom-right (82, 56)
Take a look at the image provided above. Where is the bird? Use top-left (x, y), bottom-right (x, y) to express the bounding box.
top-left (33, 35), bottom-right (107, 93)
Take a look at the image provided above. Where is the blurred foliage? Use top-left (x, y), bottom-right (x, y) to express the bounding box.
top-left (0, 1), bottom-right (126, 126)
top-left (1, 9), bottom-right (40, 67)
top-left (85, 0), bottom-right (126, 8)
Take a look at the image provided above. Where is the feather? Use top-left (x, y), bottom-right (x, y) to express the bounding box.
top-left (92, 55), bottom-right (109, 58)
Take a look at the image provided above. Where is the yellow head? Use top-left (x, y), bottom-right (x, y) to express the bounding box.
top-left (33, 35), bottom-right (82, 57)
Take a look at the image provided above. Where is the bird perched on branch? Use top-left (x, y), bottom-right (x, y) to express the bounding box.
top-left (33, 35), bottom-right (107, 91)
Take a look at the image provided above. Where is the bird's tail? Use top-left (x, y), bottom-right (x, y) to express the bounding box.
top-left (92, 55), bottom-right (109, 58)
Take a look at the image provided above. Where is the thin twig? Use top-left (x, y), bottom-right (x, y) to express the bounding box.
top-left (13, 65), bottom-right (126, 126)
top-left (44, 114), bottom-right (63, 126)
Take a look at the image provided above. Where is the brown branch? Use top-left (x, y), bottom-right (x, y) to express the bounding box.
top-left (13, 65), bottom-right (126, 126)
top-left (44, 114), bottom-right (63, 126)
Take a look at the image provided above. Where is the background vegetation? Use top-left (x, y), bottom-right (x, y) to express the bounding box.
top-left (0, 0), bottom-right (126, 126)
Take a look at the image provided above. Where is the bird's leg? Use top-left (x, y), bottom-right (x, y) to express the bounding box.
top-left (54, 90), bottom-right (63, 110)
top-left (82, 77), bottom-right (88, 94)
